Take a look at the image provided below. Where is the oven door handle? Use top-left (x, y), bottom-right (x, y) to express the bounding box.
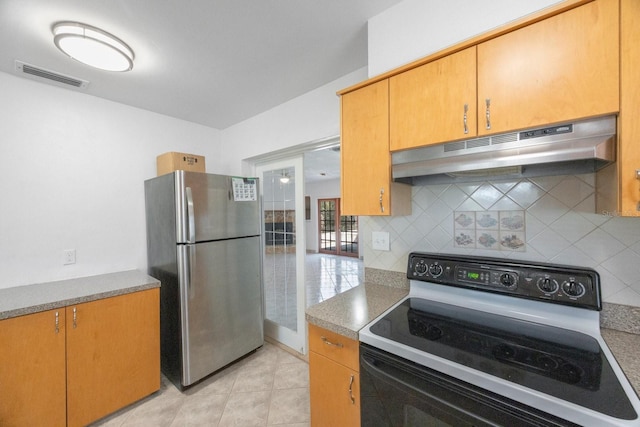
top-left (361, 353), bottom-right (468, 405)
top-left (361, 354), bottom-right (423, 391)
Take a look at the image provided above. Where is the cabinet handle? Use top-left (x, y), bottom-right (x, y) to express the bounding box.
top-left (55, 311), bottom-right (60, 334)
top-left (348, 374), bottom-right (355, 404)
top-left (636, 170), bottom-right (640, 211)
top-left (379, 188), bottom-right (385, 213)
top-left (73, 307), bottom-right (77, 329)
top-left (463, 104), bottom-right (469, 134)
top-left (485, 98), bottom-right (491, 130)
top-left (320, 336), bottom-right (343, 348)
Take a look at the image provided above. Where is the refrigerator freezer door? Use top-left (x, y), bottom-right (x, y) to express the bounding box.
top-left (175, 171), bottom-right (260, 243)
top-left (177, 236), bottom-right (263, 386)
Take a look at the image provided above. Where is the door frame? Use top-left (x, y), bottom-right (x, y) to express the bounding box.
top-left (255, 156), bottom-right (307, 355)
top-left (244, 135), bottom-right (340, 356)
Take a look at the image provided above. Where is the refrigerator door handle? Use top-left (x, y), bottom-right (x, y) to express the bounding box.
top-left (186, 245), bottom-right (196, 299)
top-left (185, 186), bottom-right (196, 243)
top-left (177, 244), bottom-right (193, 383)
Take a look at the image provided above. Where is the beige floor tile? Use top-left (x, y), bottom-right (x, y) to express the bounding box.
top-left (217, 390), bottom-right (271, 427)
top-left (267, 388), bottom-right (310, 425)
top-left (231, 362), bottom-right (276, 393)
top-left (169, 393), bottom-right (228, 426)
top-left (119, 394), bottom-right (185, 427)
top-left (276, 348), bottom-right (307, 365)
top-left (274, 362), bottom-right (309, 390)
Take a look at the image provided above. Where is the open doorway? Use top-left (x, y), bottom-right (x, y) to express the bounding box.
top-left (246, 137), bottom-right (364, 355)
top-left (318, 198), bottom-right (358, 257)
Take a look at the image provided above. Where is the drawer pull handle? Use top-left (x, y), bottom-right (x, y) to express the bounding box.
top-left (73, 307), bottom-right (77, 329)
top-left (320, 336), bottom-right (343, 348)
top-left (349, 374), bottom-right (355, 404)
top-left (55, 311), bottom-right (60, 334)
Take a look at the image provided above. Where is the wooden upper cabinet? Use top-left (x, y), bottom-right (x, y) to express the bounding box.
top-left (341, 79), bottom-right (411, 216)
top-left (390, 46), bottom-right (477, 151)
top-left (477, 0), bottom-right (619, 135)
top-left (612, 0), bottom-right (640, 216)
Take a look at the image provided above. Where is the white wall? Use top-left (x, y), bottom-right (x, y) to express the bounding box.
top-left (0, 72), bottom-right (221, 289)
top-left (219, 68), bottom-right (367, 177)
top-left (368, 0), bottom-right (563, 76)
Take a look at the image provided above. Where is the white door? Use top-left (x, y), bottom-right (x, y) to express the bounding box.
top-left (256, 156), bottom-right (306, 354)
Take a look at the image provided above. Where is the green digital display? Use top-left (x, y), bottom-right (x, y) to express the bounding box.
top-left (467, 272), bottom-right (480, 280)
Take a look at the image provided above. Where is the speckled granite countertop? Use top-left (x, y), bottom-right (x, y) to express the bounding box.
top-left (306, 282), bottom-right (408, 341)
top-left (306, 277), bottom-right (640, 396)
top-left (602, 329), bottom-right (640, 395)
top-left (0, 270), bottom-right (160, 320)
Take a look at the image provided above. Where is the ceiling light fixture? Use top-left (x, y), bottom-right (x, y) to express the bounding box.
top-left (52, 22), bottom-right (134, 72)
top-left (279, 171), bottom-right (290, 184)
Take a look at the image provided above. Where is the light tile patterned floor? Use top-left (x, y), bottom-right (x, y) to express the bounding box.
top-left (93, 341), bottom-right (310, 427)
top-left (93, 254), bottom-right (363, 427)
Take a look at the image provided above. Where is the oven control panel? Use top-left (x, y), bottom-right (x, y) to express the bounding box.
top-left (408, 252), bottom-right (601, 310)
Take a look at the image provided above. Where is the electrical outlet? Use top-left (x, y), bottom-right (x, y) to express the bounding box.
top-left (63, 249), bottom-right (76, 265)
top-left (372, 231), bottom-right (390, 251)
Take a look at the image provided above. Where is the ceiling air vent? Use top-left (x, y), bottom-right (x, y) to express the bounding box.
top-left (15, 60), bottom-right (89, 89)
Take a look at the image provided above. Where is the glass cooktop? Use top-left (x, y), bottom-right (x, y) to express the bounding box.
top-left (369, 297), bottom-right (637, 420)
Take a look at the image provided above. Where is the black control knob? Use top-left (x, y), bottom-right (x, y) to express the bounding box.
top-left (562, 279), bottom-right (584, 297)
top-left (429, 263), bottom-right (444, 278)
top-left (414, 260), bottom-right (428, 276)
top-left (537, 277), bottom-right (559, 294)
top-left (499, 272), bottom-right (517, 288)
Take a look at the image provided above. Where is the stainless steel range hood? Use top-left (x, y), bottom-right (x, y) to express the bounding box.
top-left (392, 115), bottom-right (616, 185)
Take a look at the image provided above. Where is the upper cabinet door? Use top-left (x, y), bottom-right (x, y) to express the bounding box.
top-left (341, 79), bottom-right (392, 216)
top-left (477, 0), bottom-right (619, 135)
top-left (390, 47), bottom-right (477, 151)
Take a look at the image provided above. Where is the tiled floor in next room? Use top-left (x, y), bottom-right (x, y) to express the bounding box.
top-left (93, 253), bottom-right (363, 427)
top-left (305, 252), bottom-right (363, 307)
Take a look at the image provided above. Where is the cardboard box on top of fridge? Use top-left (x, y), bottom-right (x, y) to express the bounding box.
top-left (157, 152), bottom-right (206, 176)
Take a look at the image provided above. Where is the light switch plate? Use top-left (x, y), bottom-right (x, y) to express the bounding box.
top-left (372, 231), bottom-right (390, 251)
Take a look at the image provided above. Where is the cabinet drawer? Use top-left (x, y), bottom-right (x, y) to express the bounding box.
top-left (309, 323), bottom-right (359, 371)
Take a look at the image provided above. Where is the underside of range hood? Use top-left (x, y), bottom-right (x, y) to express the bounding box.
top-left (392, 115), bottom-right (616, 185)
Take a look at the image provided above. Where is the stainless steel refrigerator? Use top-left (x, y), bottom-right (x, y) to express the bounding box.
top-left (144, 171), bottom-right (263, 389)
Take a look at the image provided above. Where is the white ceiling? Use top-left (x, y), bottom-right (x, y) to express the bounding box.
top-left (304, 146), bottom-right (341, 183)
top-left (0, 0), bottom-right (403, 131)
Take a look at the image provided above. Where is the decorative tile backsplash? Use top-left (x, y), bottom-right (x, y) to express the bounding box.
top-left (362, 174), bottom-right (640, 307)
top-left (454, 210), bottom-right (525, 251)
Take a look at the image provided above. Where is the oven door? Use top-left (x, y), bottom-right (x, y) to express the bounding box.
top-left (360, 344), bottom-right (579, 427)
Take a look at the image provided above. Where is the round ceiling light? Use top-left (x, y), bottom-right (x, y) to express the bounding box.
top-left (52, 22), bottom-right (134, 72)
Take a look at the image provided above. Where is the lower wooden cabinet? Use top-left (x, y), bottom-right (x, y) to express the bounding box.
top-left (0, 308), bottom-right (67, 426)
top-left (308, 323), bottom-right (360, 427)
top-left (67, 289), bottom-right (160, 427)
top-left (0, 288), bottom-right (160, 427)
